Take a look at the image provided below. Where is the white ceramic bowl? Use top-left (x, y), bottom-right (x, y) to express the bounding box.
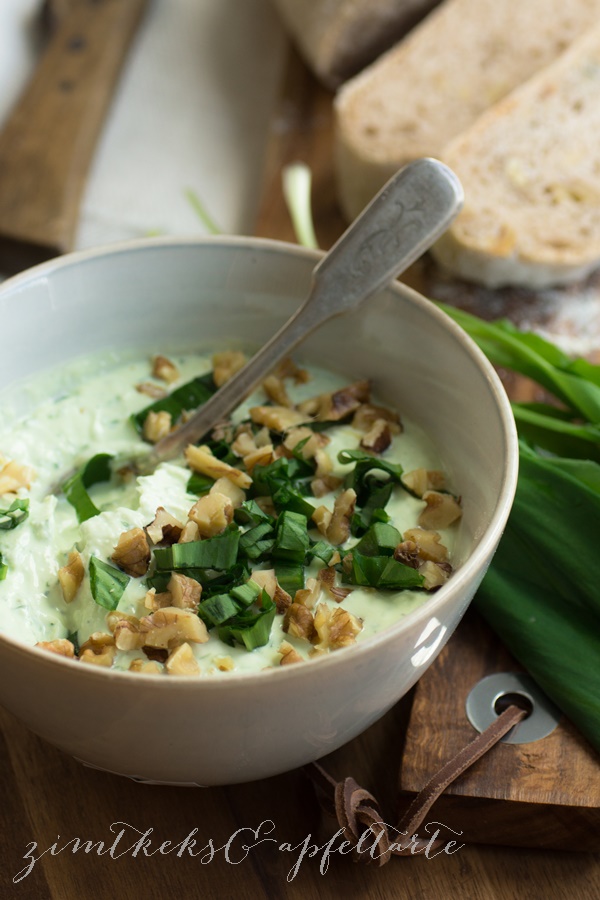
top-left (0, 237), bottom-right (518, 786)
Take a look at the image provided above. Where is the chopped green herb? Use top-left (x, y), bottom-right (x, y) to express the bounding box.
top-left (307, 539), bottom-right (337, 565)
top-left (239, 521), bottom-right (275, 561)
top-left (347, 550), bottom-right (424, 590)
top-left (354, 522), bottom-right (402, 557)
top-left (131, 373), bottom-right (215, 435)
top-left (274, 561), bottom-right (304, 596)
top-left (234, 500), bottom-right (275, 528)
top-left (62, 453), bottom-right (113, 523)
top-left (273, 511), bottom-right (310, 564)
top-left (230, 580), bottom-right (262, 607)
top-left (186, 472), bottom-right (213, 495)
top-left (0, 552), bottom-right (7, 581)
top-left (153, 528), bottom-right (240, 572)
top-left (0, 498), bottom-right (30, 531)
top-left (217, 591), bottom-right (276, 651)
top-left (198, 592), bottom-right (241, 627)
top-left (89, 556), bottom-right (130, 610)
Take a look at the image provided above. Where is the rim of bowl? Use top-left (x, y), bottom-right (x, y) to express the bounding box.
top-left (0, 235), bottom-right (519, 688)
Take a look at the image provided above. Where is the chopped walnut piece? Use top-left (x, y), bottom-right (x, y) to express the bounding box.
top-left (188, 492), bottom-right (233, 537)
top-left (283, 426), bottom-right (329, 457)
top-left (262, 374), bottom-right (292, 407)
top-left (58, 550), bottom-right (84, 603)
top-left (146, 507), bottom-right (184, 545)
top-left (243, 445), bottom-right (274, 474)
top-left (185, 444), bottom-right (252, 490)
top-left (418, 491), bottom-right (462, 530)
top-left (314, 448), bottom-right (333, 478)
top-left (210, 476), bottom-right (246, 508)
top-left (168, 573), bottom-right (202, 610)
top-left (326, 488), bottom-right (357, 546)
top-left (143, 646), bottom-right (169, 663)
top-left (317, 566), bottom-right (353, 602)
top-left (313, 603), bottom-right (362, 650)
top-left (178, 521), bottom-right (200, 543)
top-left (273, 357), bottom-right (310, 384)
top-left (403, 528), bottom-right (449, 564)
top-left (210, 420), bottom-right (235, 444)
top-left (283, 603), bottom-right (316, 643)
top-left (212, 351), bottom-right (247, 387)
top-left (231, 431), bottom-right (257, 458)
top-left (294, 577), bottom-right (321, 610)
top-left (352, 403), bottom-right (402, 434)
top-left (0, 460), bottom-right (35, 495)
top-left (249, 405), bottom-right (307, 432)
top-left (165, 642), bottom-right (200, 676)
top-left (250, 568), bottom-right (277, 598)
top-left (111, 527), bottom-right (151, 577)
top-left (273, 582), bottom-right (293, 614)
top-left (106, 611), bottom-right (139, 634)
top-left (393, 540), bottom-right (420, 569)
top-left (143, 410), bottom-right (172, 443)
top-left (113, 617), bottom-right (145, 651)
top-left (79, 632), bottom-right (116, 667)
top-left (360, 419), bottom-right (392, 454)
top-left (311, 474), bottom-right (343, 498)
top-left (144, 588), bottom-right (173, 610)
top-left (402, 469), bottom-right (446, 498)
top-left (311, 505), bottom-right (332, 536)
top-left (129, 658), bottom-right (163, 674)
top-left (139, 607), bottom-right (208, 649)
top-left (35, 638), bottom-right (75, 658)
top-left (152, 355), bottom-right (179, 384)
top-left (136, 381), bottom-right (167, 399)
top-left (328, 551), bottom-right (341, 566)
top-left (278, 641), bottom-right (303, 666)
top-left (419, 560), bottom-right (451, 591)
top-left (299, 380), bottom-right (371, 422)
top-left (214, 655), bottom-right (234, 672)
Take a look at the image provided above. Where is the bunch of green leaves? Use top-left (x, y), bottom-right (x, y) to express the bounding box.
top-left (441, 303), bottom-right (600, 753)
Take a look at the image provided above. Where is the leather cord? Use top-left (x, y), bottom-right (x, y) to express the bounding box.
top-left (304, 703), bottom-right (528, 865)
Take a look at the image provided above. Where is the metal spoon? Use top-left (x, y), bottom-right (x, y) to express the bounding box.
top-left (144, 158), bottom-right (463, 472)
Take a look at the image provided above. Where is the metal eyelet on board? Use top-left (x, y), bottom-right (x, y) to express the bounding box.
top-left (465, 672), bottom-right (562, 744)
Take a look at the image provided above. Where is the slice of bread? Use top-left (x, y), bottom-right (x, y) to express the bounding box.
top-left (334, 0), bottom-right (600, 220)
top-left (433, 26), bottom-right (600, 288)
top-left (270, 0), bottom-right (441, 88)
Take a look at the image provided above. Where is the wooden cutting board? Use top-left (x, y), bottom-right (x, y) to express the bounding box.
top-left (254, 45), bottom-right (600, 853)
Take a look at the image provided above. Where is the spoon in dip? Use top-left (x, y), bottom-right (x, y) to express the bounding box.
top-left (142, 158), bottom-right (464, 473)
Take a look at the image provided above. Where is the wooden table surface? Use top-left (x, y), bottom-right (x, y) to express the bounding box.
top-left (2, 44), bottom-right (599, 900)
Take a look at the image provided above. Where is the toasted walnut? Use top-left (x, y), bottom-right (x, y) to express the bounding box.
top-left (168, 573), bottom-right (202, 610)
top-left (139, 607), bottom-right (208, 649)
top-left (317, 566), bottom-right (353, 602)
top-left (178, 521), bottom-right (200, 543)
top-left (278, 641), bottom-right (303, 666)
top-left (231, 431), bottom-right (257, 458)
top-left (250, 568), bottom-right (277, 598)
top-left (273, 582), bottom-right (293, 614)
top-left (393, 540), bottom-right (420, 569)
top-left (165, 642), bottom-right (200, 676)
top-left (129, 658), bottom-right (163, 674)
top-left (299, 380), bottom-right (370, 422)
top-left (136, 381), bottom-right (167, 399)
top-left (144, 588), bottom-right (173, 610)
top-left (143, 647), bottom-right (169, 663)
top-left (35, 638), bottom-right (75, 658)
top-left (311, 505), bottom-right (332, 536)
top-left (0, 460), bottom-right (35, 495)
top-left (111, 527), bottom-right (151, 577)
top-left (326, 488), bottom-right (357, 546)
top-left (146, 507), bottom-right (184, 545)
top-left (311, 474), bottom-right (343, 498)
top-left (419, 491), bottom-right (462, 530)
top-left (403, 527), bottom-right (449, 564)
top-left (249, 405), bottom-right (307, 432)
top-left (402, 469), bottom-right (446, 498)
top-left (419, 560), bottom-right (451, 591)
top-left (106, 611), bottom-right (139, 634)
top-left (360, 419), bottom-right (392, 454)
top-left (314, 448), bottom-right (333, 478)
top-left (262, 374), bottom-right (292, 407)
top-left (188, 492), bottom-right (233, 537)
top-left (212, 351), bottom-right (247, 388)
top-left (294, 577), bottom-right (321, 610)
top-left (143, 410), bottom-right (172, 444)
top-left (329, 551), bottom-right (341, 566)
top-left (210, 420), bottom-right (235, 444)
top-left (79, 632), bottom-right (116, 667)
top-left (283, 603), bottom-right (316, 642)
top-left (273, 357), bottom-right (310, 384)
top-left (185, 444), bottom-right (252, 490)
top-left (214, 655), bottom-right (234, 672)
top-left (209, 476), bottom-right (246, 508)
top-left (283, 426), bottom-right (329, 457)
top-left (58, 550), bottom-right (85, 603)
top-left (313, 603), bottom-right (362, 650)
top-left (113, 617), bottom-right (145, 651)
top-left (352, 403), bottom-right (402, 434)
top-left (152, 355), bottom-right (179, 384)
top-left (243, 445), bottom-right (274, 474)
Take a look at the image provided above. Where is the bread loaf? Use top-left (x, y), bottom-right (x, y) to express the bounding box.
top-left (433, 26), bottom-right (600, 288)
top-left (334, 0), bottom-right (600, 220)
top-left (270, 0), bottom-right (441, 87)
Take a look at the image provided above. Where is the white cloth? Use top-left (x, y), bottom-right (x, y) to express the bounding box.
top-left (0, 0), bottom-right (286, 254)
